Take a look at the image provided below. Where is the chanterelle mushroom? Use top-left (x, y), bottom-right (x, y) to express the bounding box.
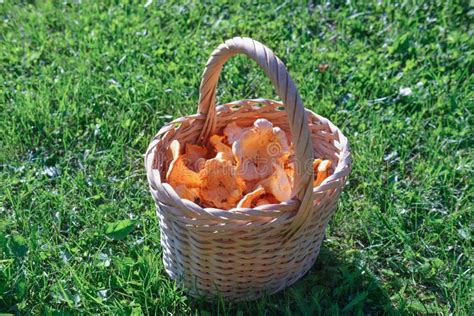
top-left (223, 122), bottom-right (251, 145)
top-left (233, 119), bottom-right (289, 181)
top-left (198, 158), bottom-right (245, 209)
top-left (209, 134), bottom-right (233, 161)
top-left (183, 143), bottom-right (208, 172)
top-left (314, 159), bottom-right (332, 186)
top-left (257, 161), bottom-right (292, 202)
top-left (166, 140), bottom-right (201, 200)
top-left (236, 186), bottom-right (265, 208)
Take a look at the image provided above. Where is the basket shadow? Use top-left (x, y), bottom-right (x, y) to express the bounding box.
top-left (190, 245), bottom-right (399, 315)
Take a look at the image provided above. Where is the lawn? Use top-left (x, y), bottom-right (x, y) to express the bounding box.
top-left (0, 0), bottom-right (472, 314)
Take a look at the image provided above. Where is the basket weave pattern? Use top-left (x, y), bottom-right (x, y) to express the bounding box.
top-left (145, 37), bottom-right (352, 301)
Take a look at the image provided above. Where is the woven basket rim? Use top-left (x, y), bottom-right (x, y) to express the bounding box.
top-left (145, 98), bottom-right (351, 221)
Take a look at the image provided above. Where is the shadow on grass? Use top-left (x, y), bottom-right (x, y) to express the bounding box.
top-left (190, 245), bottom-right (400, 315)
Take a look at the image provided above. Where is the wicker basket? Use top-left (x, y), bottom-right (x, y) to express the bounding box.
top-left (145, 37), bottom-right (352, 301)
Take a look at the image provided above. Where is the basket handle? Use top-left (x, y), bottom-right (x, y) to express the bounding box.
top-left (197, 37), bottom-right (314, 238)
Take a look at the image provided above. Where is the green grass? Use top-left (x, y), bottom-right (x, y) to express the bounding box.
top-left (0, 0), bottom-right (472, 314)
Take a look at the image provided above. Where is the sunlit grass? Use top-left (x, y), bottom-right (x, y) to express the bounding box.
top-left (0, 0), bottom-right (471, 314)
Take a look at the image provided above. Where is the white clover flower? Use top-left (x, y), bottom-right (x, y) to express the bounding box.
top-left (399, 87), bottom-right (413, 96)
